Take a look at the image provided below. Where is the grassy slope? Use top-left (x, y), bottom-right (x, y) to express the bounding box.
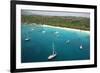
top-left (21, 15), bottom-right (90, 31)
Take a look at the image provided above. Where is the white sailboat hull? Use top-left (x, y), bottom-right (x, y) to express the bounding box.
top-left (48, 54), bottom-right (56, 60)
top-left (80, 45), bottom-right (83, 49)
top-left (25, 38), bottom-right (30, 41)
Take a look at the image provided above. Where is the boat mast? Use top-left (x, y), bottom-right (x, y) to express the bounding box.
top-left (80, 28), bottom-right (83, 49)
top-left (52, 42), bottom-right (55, 54)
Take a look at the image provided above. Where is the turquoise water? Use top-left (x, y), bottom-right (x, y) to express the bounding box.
top-left (21, 23), bottom-right (90, 63)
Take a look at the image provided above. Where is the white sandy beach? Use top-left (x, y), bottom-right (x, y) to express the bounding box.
top-left (42, 24), bottom-right (90, 34)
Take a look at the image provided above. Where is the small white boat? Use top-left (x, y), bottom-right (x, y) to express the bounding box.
top-left (79, 29), bottom-right (83, 49)
top-left (31, 28), bottom-right (34, 31)
top-left (48, 42), bottom-right (57, 60)
top-left (54, 31), bottom-right (59, 37)
top-left (25, 38), bottom-right (30, 41)
top-left (48, 53), bottom-right (56, 60)
top-left (54, 31), bottom-right (59, 34)
top-left (80, 45), bottom-right (83, 49)
top-left (66, 40), bottom-right (70, 44)
top-left (42, 30), bottom-right (46, 34)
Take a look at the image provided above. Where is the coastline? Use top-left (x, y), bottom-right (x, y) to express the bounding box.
top-left (22, 23), bottom-right (90, 34)
top-left (42, 24), bottom-right (90, 34)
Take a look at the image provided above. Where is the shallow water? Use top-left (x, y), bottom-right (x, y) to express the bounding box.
top-left (21, 23), bottom-right (90, 63)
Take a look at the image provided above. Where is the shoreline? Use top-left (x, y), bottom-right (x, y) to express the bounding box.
top-left (22, 23), bottom-right (90, 34)
top-left (42, 24), bottom-right (90, 34)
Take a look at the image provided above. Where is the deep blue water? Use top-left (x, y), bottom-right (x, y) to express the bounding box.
top-left (21, 23), bottom-right (90, 63)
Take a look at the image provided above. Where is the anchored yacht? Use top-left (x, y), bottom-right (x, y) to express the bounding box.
top-left (48, 42), bottom-right (57, 60)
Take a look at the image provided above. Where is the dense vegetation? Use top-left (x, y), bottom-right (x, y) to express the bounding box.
top-left (21, 15), bottom-right (90, 31)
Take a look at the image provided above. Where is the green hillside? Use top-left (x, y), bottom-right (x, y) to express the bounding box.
top-left (21, 15), bottom-right (90, 31)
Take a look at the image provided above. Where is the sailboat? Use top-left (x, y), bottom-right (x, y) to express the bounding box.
top-left (48, 42), bottom-right (57, 60)
top-left (25, 38), bottom-right (30, 41)
top-left (80, 44), bottom-right (83, 49)
top-left (66, 40), bottom-right (70, 44)
top-left (42, 30), bottom-right (46, 34)
top-left (31, 28), bottom-right (34, 31)
top-left (42, 24), bottom-right (46, 34)
top-left (25, 30), bottom-right (31, 41)
top-left (79, 29), bottom-right (83, 49)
